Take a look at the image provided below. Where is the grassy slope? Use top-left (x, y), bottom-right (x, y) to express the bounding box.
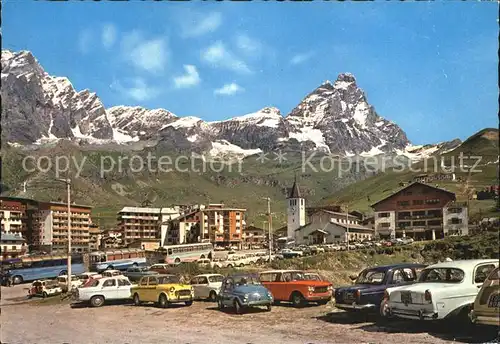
top-left (2, 129), bottom-right (497, 228)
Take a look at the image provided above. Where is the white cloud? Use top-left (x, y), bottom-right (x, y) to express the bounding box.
top-left (173, 65), bottom-right (201, 89)
top-left (110, 78), bottom-right (160, 102)
top-left (102, 23), bottom-right (117, 49)
top-left (181, 11), bottom-right (222, 38)
top-left (290, 52), bottom-right (315, 65)
top-left (235, 34), bottom-right (262, 56)
top-left (78, 29), bottom-right (92, 54)
top-left (121, 30), bottom-right (169, 73)
top-left (214, 83), bottom-right (244, 96)
top-left (201, 41), bottom-right (251, 74)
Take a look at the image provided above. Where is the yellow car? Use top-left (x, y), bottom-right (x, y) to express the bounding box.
top-left (131, 274), bottom-right (194, 308)
top-left (470, 267), bottom-right (499, 326)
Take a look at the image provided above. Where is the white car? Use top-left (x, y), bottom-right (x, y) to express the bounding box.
top-left (74, 276), bottom-right (133, 307)
top-left (57, 275), bottom-right (83, 291)
top-left (190, 274), bottom-right (224, 301)
top-left (101, 269), bottom-right (124, 278)
top-left (385, 259), bottom-right (498, 322)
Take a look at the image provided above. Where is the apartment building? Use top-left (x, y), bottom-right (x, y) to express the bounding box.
top-left (242, 225), bottom-right (267, 249)
top-left (0, 199), bottom-right (27, 236)
top-left (0, 233), bottom-right (27, 260)
top-left (38, 202), bottom-right (92, 253)
top-left (117, 206), bottom-right (182, 246)
top-left (371, 182), bottom-right (468, 240)
top-left (165, 204), bottom-right (246, 246)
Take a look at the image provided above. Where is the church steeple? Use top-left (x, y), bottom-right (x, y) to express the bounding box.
top-left (288, 175), bottom-right (302, 199)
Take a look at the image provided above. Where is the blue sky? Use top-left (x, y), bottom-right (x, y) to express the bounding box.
top-left (3, 1), bottom-right (498, 144)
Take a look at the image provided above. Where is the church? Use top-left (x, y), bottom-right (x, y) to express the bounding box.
top-left (286, 179), bottom-right (374, 245)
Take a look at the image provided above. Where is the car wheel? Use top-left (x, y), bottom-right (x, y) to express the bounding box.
top-left (90, 295), bottom-right (105, 307)
top-left (185, 301), bottom-right (193, 306)
top-left (174, 258), bottom-right (181, 264)
top-left (58, 271), bottom-right (67, 277)
top-left (133, 293), bottom-right (141, 306)
top-left (266, 304), bottom-right (272, 312)
top-left (132, 263), bottom-right (138, 267)
top-left (239, 263), bottom-right (245, 268)
top-left (158, 293), bottom-right (169, 308)
top-left (209, 291), bottom-right (217, 302)
top-left (12, 275), bottom-right (23, 285)
top-left (291, 292), bottom-right (305, 308)
top-left (273, 300), bottom-right (281, 306)
top-left (42, 292), bottom-right (48, 299)
top-left (234, 299), bottom-right (243, 314)
top-left (379, 299), bottom-right (393, 319)
top-left (107, 265), bottom-right (114, 270)
top-left (217, 298), bottom-right (225, 310)
top-left (318, 299), bottom-right (329, 305)
top-left (227, 264), bottom-right (233, 268)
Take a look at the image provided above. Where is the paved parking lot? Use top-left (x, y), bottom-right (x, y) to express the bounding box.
top-left (1, 284), bottom-right (498, 344)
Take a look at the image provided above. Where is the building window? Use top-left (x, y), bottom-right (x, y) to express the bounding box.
top-left (413, 221), bottom-right (426, 226)
top-left (412, 200), bottom-right (424, 205)
top-left (449, 218), bottom-right (462, 224)
top-left (425, 199), bottom-right (440, 204)
top-left (380, 223), bottom-right (390, 228)
top-left (378, 212), bottom-right (390, 218)
top-left (397, 201), bottom-right (410, 206)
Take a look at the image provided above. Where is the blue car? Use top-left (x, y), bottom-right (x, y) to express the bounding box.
top-left (218, 274), bottom-right (273, 314)
top-left (334, 263), bottom-right (426, 316)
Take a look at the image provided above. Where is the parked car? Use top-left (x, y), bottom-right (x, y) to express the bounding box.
top-left (28, 280), bottom-right (62, 298)
top-left (217, 273), bottom-right (273, 314)
top-left (101, 269), bottom-right (124, 278)
top-left (260, 270), bottom-right (333, 307)
top-left (334, 263), bottom-right (426, 315)
top-left (469, 267), bottom-right (499, 326)
top-left (218, 255), bottom-right (247, 268)
top-left (385, 259), bottom-right (498, 322)
top-left (131, 274), bottom-right (194, 308)
top-left (77, 272), bottom-right (102, 285)
top-left (190, 274), bottom-right (224, 301)
top-left (281, 249), bottom-right (303, 259)
top-left (74, 276), bottom-right (132, 307)
top-left (57, 275), bottom-right (83, 292)
top-left (149, 264), bottom-right (171, 274)
top-left (125, 266), bottom-right (158, 283)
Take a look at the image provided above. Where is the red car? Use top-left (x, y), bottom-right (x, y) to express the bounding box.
top-left (259, 270), bottom-right (333, 307)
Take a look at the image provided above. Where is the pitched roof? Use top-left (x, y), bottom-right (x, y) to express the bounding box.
top-left (370, 181), bottom-right (456, 208)
top-left (288, 180), bottom-right (302, 199)
top-left (1, 233), bottom-right (25, 242)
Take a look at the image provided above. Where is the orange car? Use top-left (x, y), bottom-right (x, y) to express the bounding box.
top-left (259, 270), bottom-right (333, 307)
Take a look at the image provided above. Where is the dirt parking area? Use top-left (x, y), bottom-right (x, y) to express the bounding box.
top-left (1, 285), bottom-right (498, 344)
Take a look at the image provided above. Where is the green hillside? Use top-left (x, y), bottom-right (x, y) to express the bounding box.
top-left (2, 129), bottom-right (497, 229)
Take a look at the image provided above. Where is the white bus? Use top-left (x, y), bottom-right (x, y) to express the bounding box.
top-left (163, 243), bottom-right (213, 265)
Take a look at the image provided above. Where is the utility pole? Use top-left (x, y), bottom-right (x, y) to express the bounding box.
top-left (346, 205), bottom-right (349, 251)
top-left (263, 197), bottom-right (272, 262)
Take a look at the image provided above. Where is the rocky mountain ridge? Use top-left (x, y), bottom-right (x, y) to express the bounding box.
top-left (1, 49), bottom-right (460, 158)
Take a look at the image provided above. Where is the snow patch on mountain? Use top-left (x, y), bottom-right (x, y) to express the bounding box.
top-left (209, 140), bottom-right (262, 160)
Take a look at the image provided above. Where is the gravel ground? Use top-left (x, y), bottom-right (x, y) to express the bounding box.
top-left (1, 285), bottom-right (498, 344)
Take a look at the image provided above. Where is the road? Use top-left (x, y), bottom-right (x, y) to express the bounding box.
top-left (1, 285), bottom-right (498, 344)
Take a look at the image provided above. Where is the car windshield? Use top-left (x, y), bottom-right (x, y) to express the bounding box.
top-left (356, 270), bottom-right (385, 285)
top-left (419, 268), bottom-right (464, 283)
top-left (305, 274), bottom-right (321, 281)
top-left (158, 275), bottom-right (180, 284)
top-left (233, 275), bottom-right (261, 286)
top-left (209, 275), bottom-right (224, 283)
top-left (88, 279), bottom-right (100, 288)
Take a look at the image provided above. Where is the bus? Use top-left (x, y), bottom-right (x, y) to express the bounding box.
top-left (162, 243), bottom-right (213, 264)
top-left (1, 254), bottom-right (85, 285)
top-left (89, 248), bottom-right (146, 272)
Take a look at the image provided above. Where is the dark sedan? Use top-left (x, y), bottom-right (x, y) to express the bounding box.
top-left (124, 266), bottom-right (158, 283)
top-left (334, 263), bottom-right (426, 316)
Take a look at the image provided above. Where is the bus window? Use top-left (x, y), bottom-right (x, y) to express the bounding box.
top-left (31, 261), bottom-right (45, 268)
top-left (168, 249), bottom-right (172, 255)
top-left (72, 256), bottom-right (83, 264)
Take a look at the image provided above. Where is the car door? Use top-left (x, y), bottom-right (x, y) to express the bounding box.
top-left (197, 276), bottom-right (210, 299)
top-left (221, 278), bottom-right (234, 306)
top-left (101, 278), bottom-right (118, 299)
top-left (190, 277), bottom-right (201, 299)
top-left (146, 276), bottom-right (159, 302)
top-left (117, 278), bottom-right (132, 299)
top-left (474, 263), bottom-right (497, 292)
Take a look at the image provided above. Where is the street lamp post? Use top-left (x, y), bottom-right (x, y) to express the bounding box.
top-left (57, 178), bottom-right (72, 292)
top-left (346, 205), bottom-right (349, 251)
